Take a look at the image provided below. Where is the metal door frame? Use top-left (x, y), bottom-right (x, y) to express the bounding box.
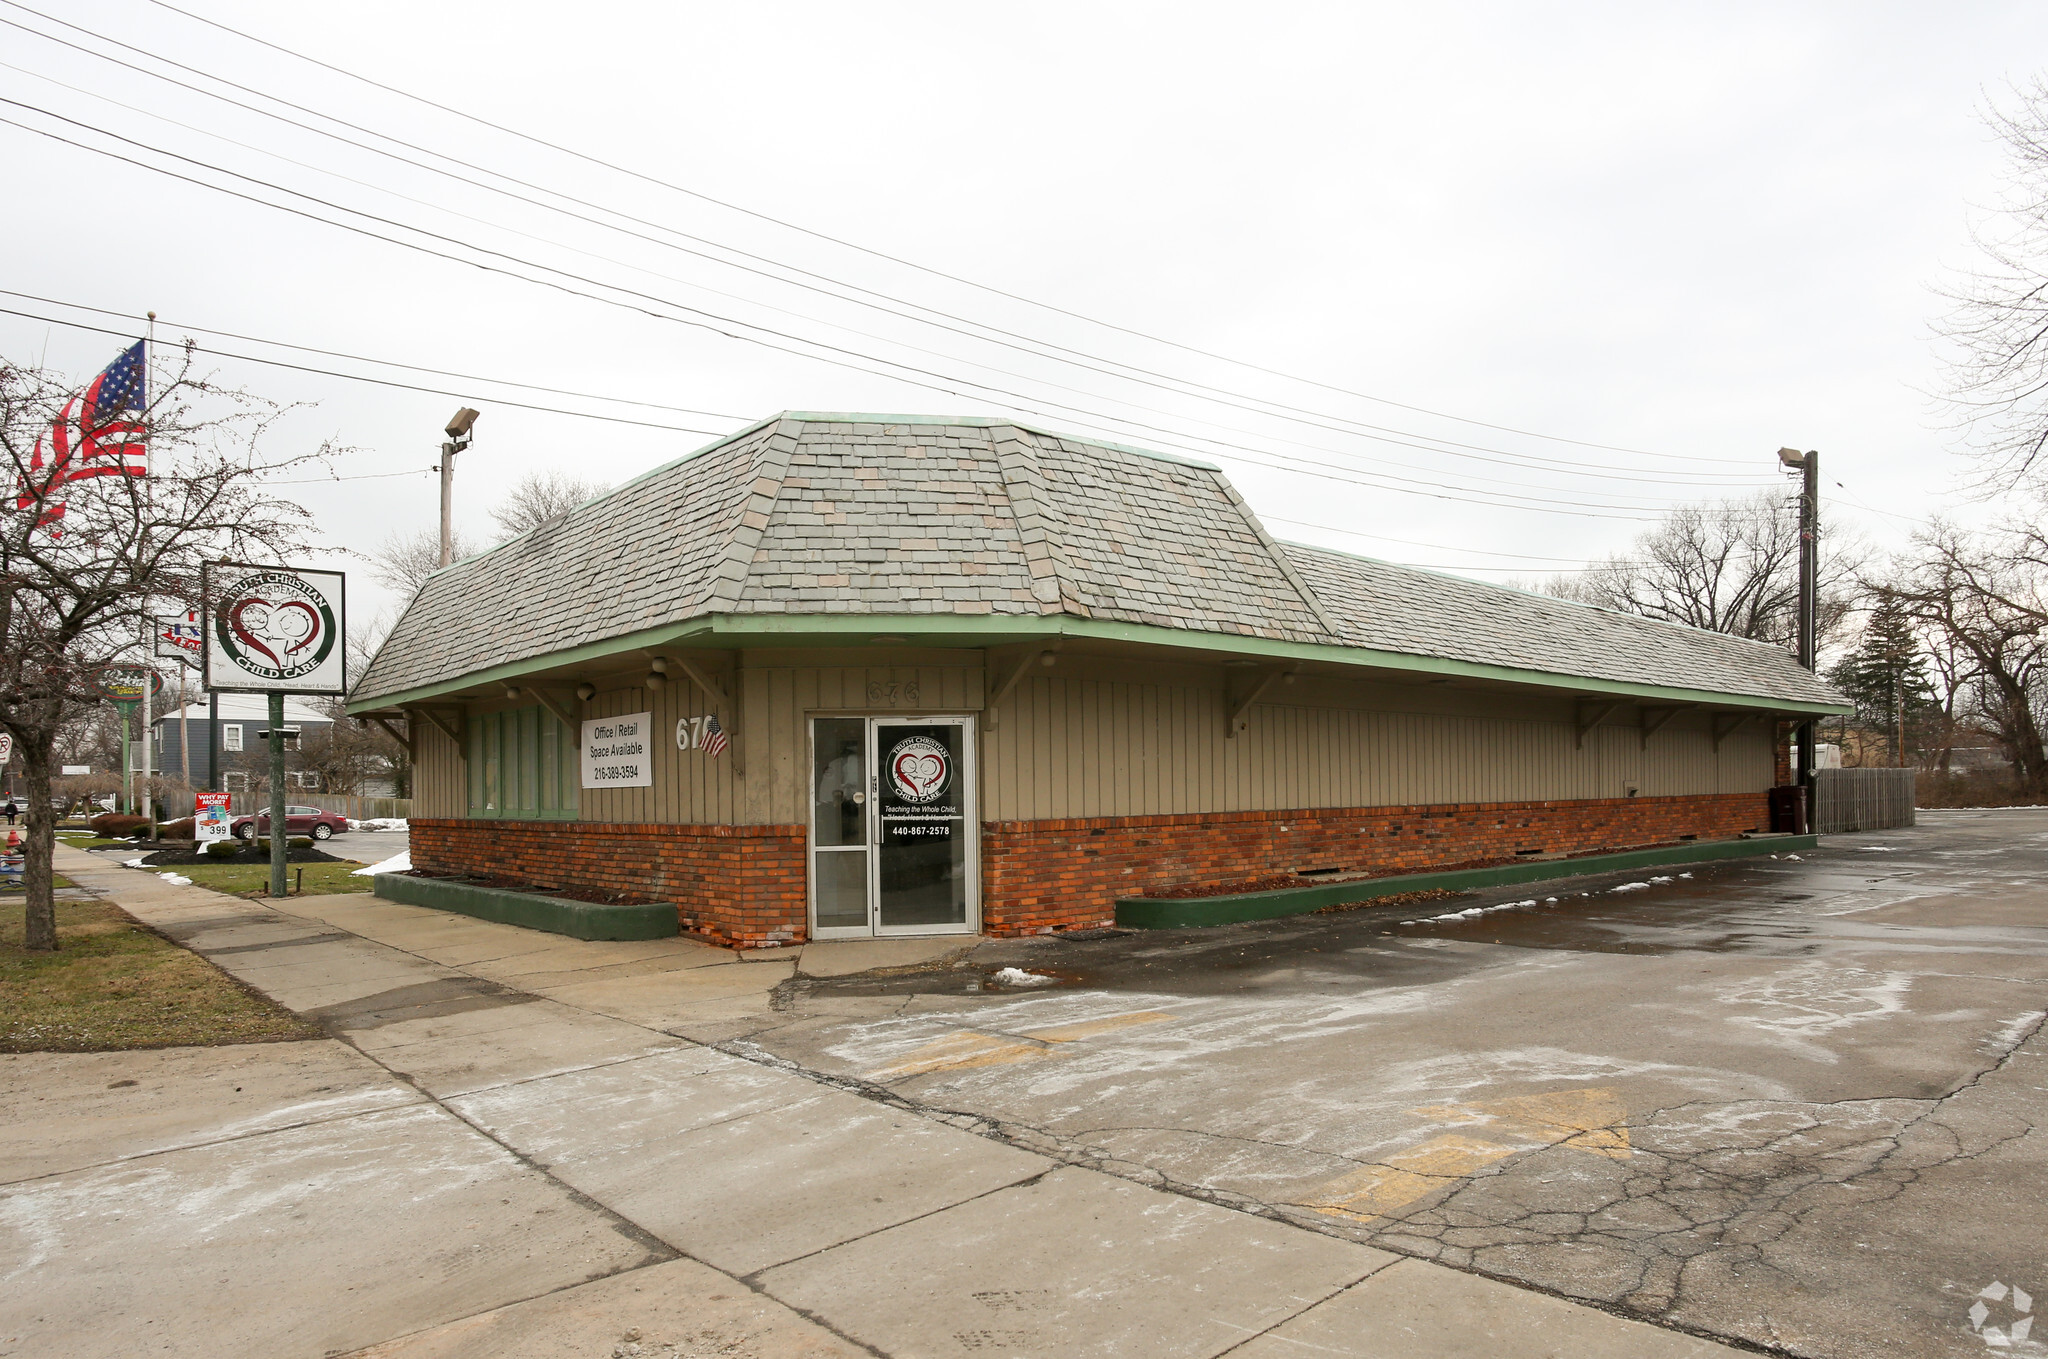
top-left (806, 713), bottom-right (980, 940)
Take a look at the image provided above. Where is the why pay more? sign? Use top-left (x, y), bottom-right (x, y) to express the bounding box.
top-left (580, 711), bottom-right (652, 789)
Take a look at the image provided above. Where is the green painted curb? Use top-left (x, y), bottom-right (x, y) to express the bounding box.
top-left (1113, 835), bottom-right (1820, 930)
top-left (373, 873), bottom-right (677, 941)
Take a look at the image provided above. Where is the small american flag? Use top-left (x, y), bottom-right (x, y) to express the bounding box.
top-left (11, 341), bottom-right (148, 533)
top-left (701, 713), bottom-right (729, 759)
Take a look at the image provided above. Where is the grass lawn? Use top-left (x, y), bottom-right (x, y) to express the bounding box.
top-left (0, 875), bottom-right (75, 892)
top-left (57, 835), bottom-right (133, 850)
top-left (156, 860), bottom-right (371, 898)
top-left (0, 896), bottom-right (318, 1051)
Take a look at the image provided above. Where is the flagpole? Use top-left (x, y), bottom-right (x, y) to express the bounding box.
top-left (140, 312), bottom-right (155, 836)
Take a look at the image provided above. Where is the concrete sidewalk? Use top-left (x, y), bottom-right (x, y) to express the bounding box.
top-left (0, 847), bottom-right (1745, 1358)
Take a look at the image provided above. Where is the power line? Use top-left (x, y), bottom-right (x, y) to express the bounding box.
top-left (1261, 516), bottom-right (1628, 563)
top-left (4, 296), bottom-right (1673, 568)
top-left (0, 55), bottom-right (1756, 501)
top-left (0, 287), bottom-right (745, 422)
top-left (0, 17), bottom-right (1774, 492)
top-left (136, 0), bottom-right (1764, 467)
top-left (0, 303), bottom-right (735, 436)
top-left (0, 107), bottom-right (1677, 521)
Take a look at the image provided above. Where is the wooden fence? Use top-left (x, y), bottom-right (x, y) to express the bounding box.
top-left (1814, 768), bottom-right (1916, 834)
top-left (223, 792), bottom-right (412, 821)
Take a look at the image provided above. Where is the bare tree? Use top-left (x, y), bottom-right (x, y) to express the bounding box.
top-left (1889, 521), bottom-right (2048, 792)
top-left (1938, 78), bottom-right (2048, 493)
top-left (489, 469), bottom-right (607, 542)
top-left (369, 526), bottom-right (476, 600)
top-left (1548, 492), bottom-right (1864, 652)
top-left (1, 346), bottom-right (322, 950)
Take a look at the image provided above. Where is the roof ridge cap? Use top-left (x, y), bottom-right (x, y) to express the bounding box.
top-left (989, 425), bottom-right (1089, 617)
top-left (1216, 486), bottom-right (1343, 642)
top-left (689, 420), bottom-right (799, 615)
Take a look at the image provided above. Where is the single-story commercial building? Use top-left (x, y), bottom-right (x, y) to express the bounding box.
top-left (349, 414), bottom-right (1848, 947)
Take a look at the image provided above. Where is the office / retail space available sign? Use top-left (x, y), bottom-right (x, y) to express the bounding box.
top-left (581, 711), bottom-right (653, 788)
top-left (202, 563), bottom-right (347, 695)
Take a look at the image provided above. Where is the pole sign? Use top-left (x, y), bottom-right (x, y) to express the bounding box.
top-left (97, 665), bottom-right (162, 705)
top-left (193, 791), bottom-right (234, 847)
top-left (155, 609), bottom-right (203, 668)
top-left (202, 563), bottom-right (347, 695)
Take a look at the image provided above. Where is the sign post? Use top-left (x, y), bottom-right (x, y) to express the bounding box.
top-left (99, 667), bottom-right (160, 817)
top-left (202, 563), bottom-right (347, 899)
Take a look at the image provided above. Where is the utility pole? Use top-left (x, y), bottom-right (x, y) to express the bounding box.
top-left (1778, 447), bottom-right (1820, 827)
top-left (438, 407), bottom-right (480, 568)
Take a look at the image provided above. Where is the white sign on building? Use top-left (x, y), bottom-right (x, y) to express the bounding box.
top-left (581, 711), bottom-right (653, 789)
top-left (202, 563), bottom-right (347, 695)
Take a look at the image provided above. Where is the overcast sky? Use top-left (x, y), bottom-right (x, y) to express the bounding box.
top-left (5, 1), bottom-right (2043, 642)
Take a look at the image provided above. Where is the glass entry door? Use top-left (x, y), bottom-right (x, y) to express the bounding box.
top-left (809, 715), bottom-right (976, 938)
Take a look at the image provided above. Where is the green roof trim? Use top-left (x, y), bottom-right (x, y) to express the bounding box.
top-left (348, 610), bottom-right (1852, 716)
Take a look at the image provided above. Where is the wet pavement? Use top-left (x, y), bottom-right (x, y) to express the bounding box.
top-left (746, 810), bottom-right (2048, 1359)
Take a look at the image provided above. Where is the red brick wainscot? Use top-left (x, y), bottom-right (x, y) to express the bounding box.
top-left (979, 792), bottom-right (1771, 935)
top-left (408, 819), bottom-right (807, 948)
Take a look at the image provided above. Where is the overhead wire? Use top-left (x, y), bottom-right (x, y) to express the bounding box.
top-left (0, 1), bottom-right (1767, 482)
top-left (0, 19), bottom-right (1774, 495)
top-left (0, 105), bottom-right (1679, 520)
top-left (0, 287), bottom-right (746, 422)
top-left (0, 304), bottom-right (735, 436)
top-left (0, 56), bottom-right (1761, 499)
top-left (137, 0), bottom-right (1765, 466)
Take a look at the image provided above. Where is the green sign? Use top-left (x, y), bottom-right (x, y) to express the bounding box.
top-left (98, 666), bottom-right (164, 703)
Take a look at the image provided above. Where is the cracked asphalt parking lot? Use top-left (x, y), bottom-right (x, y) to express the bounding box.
top-left (748, 810), bottom-right (2048, 1359)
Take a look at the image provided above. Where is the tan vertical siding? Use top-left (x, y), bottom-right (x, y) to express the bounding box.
top-left (411, 721), bottom-right (465, 818)
top-left (977, 665), bottom-right (1775, 822)
top-left (409, 651), bottom-right (1777, 827)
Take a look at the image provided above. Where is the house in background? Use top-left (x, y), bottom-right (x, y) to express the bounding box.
top-left (151, 694), bottom-right (335, 793)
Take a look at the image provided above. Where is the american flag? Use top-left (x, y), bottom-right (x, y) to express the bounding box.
top-left (11, 340), bottom-right (148, 532)
top-left (701, 713), bottom-right (729, 759)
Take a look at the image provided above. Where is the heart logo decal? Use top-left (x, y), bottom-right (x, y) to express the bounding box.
top-left (887, 736), bottom-right (951, 804)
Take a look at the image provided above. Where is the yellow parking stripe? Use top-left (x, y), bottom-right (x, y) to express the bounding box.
top-left (1295, 1134), bottom-right (1520, 1223)
top-left (864, 1031), bottom-right (1049, 1079)
top-left (1021, 1011), bottom-right (1175, 1043)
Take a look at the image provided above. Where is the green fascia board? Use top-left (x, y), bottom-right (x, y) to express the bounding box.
top-left (373, 872), bottom-right (677, 940)
top-left (351, 610), bottom-right (1850, 717)
top-left (1114, 835), bottom-right (1821, 930)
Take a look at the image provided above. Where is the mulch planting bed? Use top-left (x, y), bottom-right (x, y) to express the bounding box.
top-left (136, 842), bottom-right (350, 867)
top-left (1145, 841), bottom-right (1706, 900)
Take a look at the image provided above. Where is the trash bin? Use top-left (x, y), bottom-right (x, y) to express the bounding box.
top-left (1768, 784), bottom-right (1808, 834)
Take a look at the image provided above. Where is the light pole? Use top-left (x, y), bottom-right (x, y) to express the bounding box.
top-left (439, 407), bottom-right (480, 568)
top-left (1778, 446), bottom-right (1819, 825)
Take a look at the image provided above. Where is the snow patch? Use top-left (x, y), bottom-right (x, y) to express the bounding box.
top-left (121, 856), bottom-right (147, 868)
top-left (992, 967), bottom-right (1055, 988)
top-left (352, 850), bottom-right (410, 877)
top-left (1609, 882), bottom-right (1651, 893)
top-left (347, 817), bottom-right (409, 833)
top-left (158, 873), bottom-right (192, 887)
